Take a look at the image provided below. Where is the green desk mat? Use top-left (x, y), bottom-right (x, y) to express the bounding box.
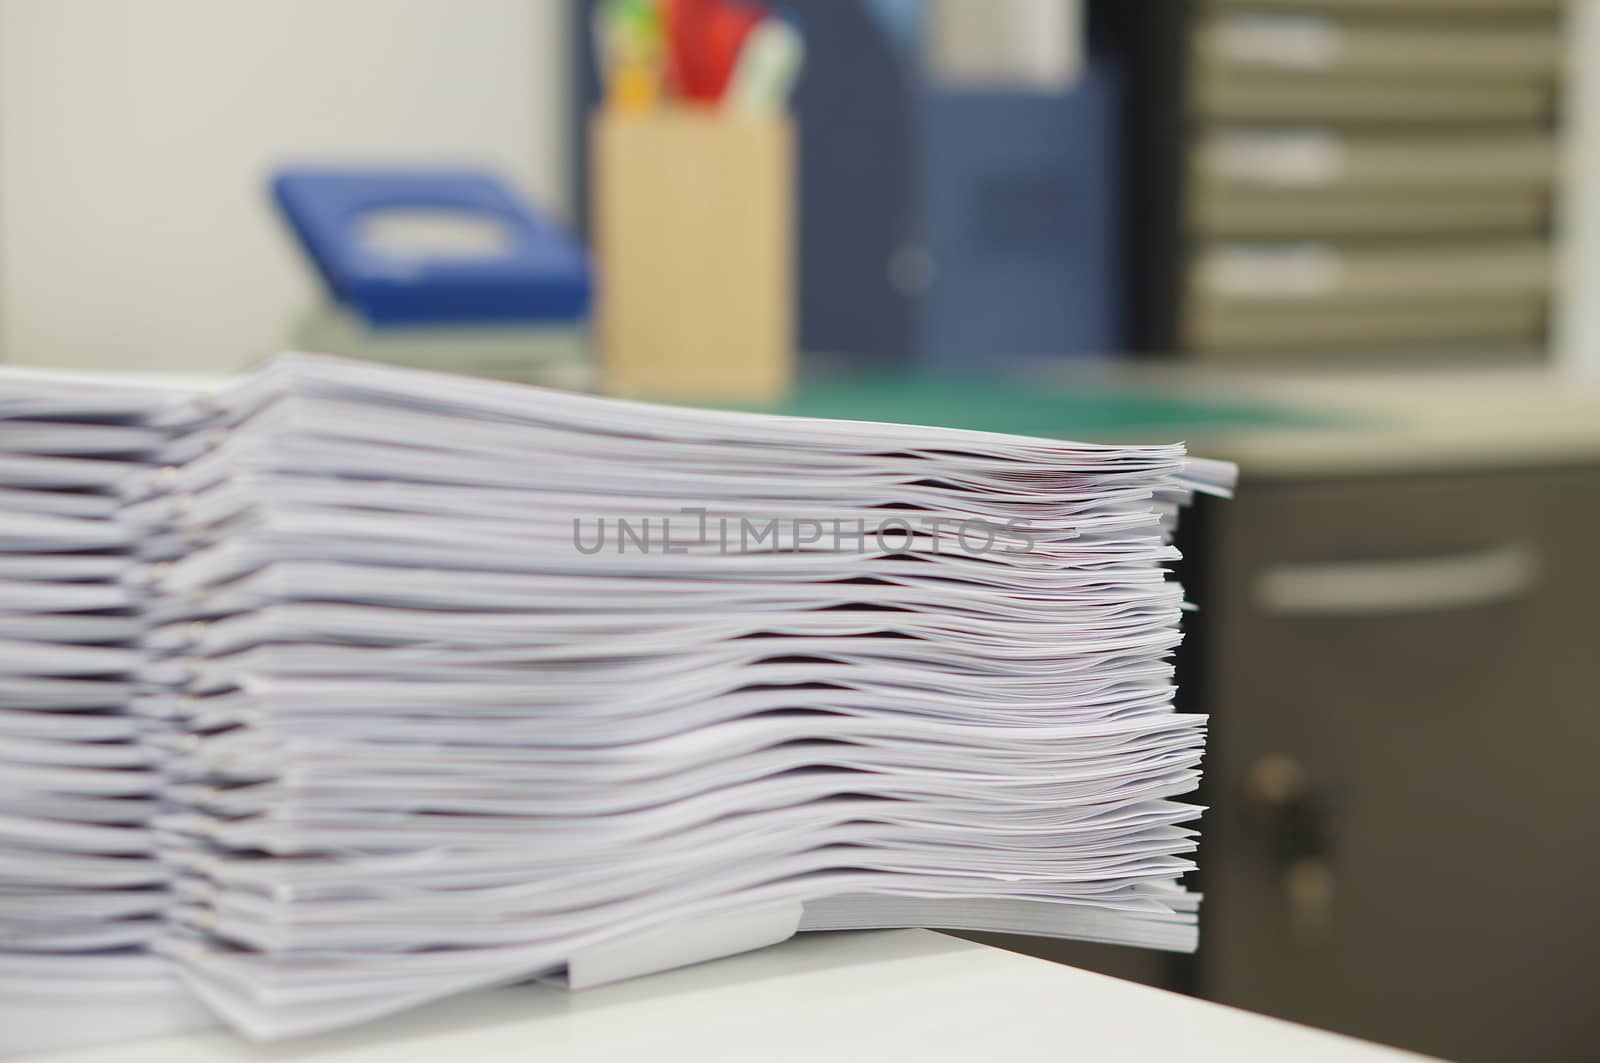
top-left (736, 375), bottom-right (1336, 440)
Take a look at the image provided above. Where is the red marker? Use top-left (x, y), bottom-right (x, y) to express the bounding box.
top-left (663, 0), bottom-right (715, 100)
top-left (703, 2), bottom-right (767, 102)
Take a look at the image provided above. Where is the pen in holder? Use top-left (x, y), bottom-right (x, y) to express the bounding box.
top-left (591, 108), bottom-right (795, 403)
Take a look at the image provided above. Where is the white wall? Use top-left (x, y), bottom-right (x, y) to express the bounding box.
top-left (0, 0), bottom-right (572, 372)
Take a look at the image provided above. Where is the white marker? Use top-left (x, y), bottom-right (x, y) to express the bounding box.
top-left (724, 18), bottom-right (804, 118)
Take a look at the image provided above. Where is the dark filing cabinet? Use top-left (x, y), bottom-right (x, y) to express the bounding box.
top-left (1194, 465), bottom-right (1600, 1063)
top-left (1121, 0), bottom-right (1570, 361)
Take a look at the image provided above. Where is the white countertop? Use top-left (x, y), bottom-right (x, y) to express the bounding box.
top-left (25, 931), bottom-right (1438, 1063)
top-left (1133, 363), bottom-right (1600, 479)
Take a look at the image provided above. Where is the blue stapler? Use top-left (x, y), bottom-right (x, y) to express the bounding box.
top-left (271, 167), bottom-right (593, 384)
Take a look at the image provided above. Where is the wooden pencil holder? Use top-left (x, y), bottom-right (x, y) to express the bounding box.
top-left (591, 108), bottom-right (795, 403)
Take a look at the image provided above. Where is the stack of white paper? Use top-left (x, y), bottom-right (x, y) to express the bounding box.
top-left (3, 354), bottom-right (1233, 1048)
top-left (108, 354), bottom-right (1232, 1040)
top-left (0, 373), bottom-right (215, 1056)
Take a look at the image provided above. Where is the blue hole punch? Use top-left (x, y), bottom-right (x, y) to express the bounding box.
top-left (272, 168), bottom-right (592, 327)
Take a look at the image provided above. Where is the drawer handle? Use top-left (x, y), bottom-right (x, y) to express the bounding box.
top-left (1254, 543), bottom-right (1539, 617)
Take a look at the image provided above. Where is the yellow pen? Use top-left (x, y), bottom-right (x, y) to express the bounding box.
top-left (599, 0), bottom-right (665, 113)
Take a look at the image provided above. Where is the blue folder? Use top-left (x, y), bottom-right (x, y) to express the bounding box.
top-left (918, 64), bottom-right (1125, 367)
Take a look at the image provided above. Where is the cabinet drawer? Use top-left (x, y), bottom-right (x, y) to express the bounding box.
top-left (1195, 12), bottom-right (1563, 84)
top-left (1191, 185), bottom-right (1551, 240)
top-left (1193, 70), bottom-right (1554, 125)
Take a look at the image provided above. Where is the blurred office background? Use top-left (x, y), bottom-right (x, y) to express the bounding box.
top-left (3, 2), bottom-right (1599, 1061)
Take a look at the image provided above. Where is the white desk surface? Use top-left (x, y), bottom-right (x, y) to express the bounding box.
top-left (27, 930), bottom-right (1437, 1063)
